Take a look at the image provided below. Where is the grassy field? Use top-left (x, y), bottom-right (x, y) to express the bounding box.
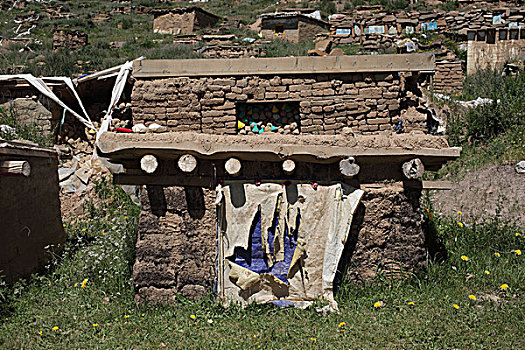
top-left (0, 177), bottom-right (523, 349)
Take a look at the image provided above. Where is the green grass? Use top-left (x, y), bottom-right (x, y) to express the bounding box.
top-left (436, 125), bottom-right (525, 180)
top-left (0, 179), bottom-right (523, 349)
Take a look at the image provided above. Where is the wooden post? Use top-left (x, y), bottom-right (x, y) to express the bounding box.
top-left (177, 154), bottom-right (197, 173)
top-left (282, 159), bottom-right (296, 175)
top-left (0, 160), bottom-right (31, 177)
top-left (402, 158), bottom-right (424, 180)
top-left (339, 157), bottom-right (360, 178)
top-left (225, 157), bottom-right (241, 176)
top-left (140, 154), bottom-right (158, 174)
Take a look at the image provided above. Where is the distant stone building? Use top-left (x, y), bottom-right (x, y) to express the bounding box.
top-left (153, 7), bottom-right (220, 35)
top-left (259, 12), bottom-right (330, 43)
top-left (52, 29), bottom-right (88, 51)
top-left (467, 28), bottom-right (525, 74)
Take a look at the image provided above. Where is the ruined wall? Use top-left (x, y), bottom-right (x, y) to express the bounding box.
top-left (131, 72), bottom-right (430, 135)
top-left (153, 12), bottom-right (196, 35)
top-left (298, 19), bottom-right (329, 42)
top-left (52, 29), bottom-right (88, 51)
top-left (0, 144), bottom-right (65, 283)
top-left (467, 28), bottom-right (525, 74)
top-left (193, 10), bottom-right (219, 31)
top-left (0, 94), bottom-right (60, 137)
top-left (134, 186), bottom-right (216, 303)
top-left (433, 60), bottom-right (464, 94)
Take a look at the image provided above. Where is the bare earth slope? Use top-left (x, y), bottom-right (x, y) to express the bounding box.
top-left (431, 164), bottom-right (524, 226)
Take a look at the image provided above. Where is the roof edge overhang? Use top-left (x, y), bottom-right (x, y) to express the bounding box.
top-left (132, 53), bottom-right (436, 78)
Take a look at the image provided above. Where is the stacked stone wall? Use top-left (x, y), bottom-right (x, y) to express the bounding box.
top-left (330, 6), bottom-right (525, 42)
top-left (131, 72), bottom-right (428, 135)
top-left (433, 60), bottom-right (464, 94)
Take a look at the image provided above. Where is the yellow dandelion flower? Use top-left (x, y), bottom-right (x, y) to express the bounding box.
top-left (189, 314), bottom-right (196, 320)
top-left (52, 326), bottom-right (59, 331)
top-left (408, 301), bottom-right (415, 306)
top-left (82, 228), bottom-right (86, 232)
top-left (92, 323), bottom-right (98, 327)
top-left (38, 331), bottom-right (42, 336)
top-left (425, 208), bottom-right (429, 213)
top-left (516, 233), bottom-right (521, 237)
top-left (141, 313), bottom-right (145, 317)
top-left (494, 252), bottom-right (501, 258)
top-left (80, 279), bottom-right (88, 288)
top-left (373, 301), bottom-right (384, 308)
top-left (62, 223), bottom-right (66, 227)
top-left (513, 249), bottom-right (522, 256)
top-left (468, 295), bottom-right (477, 301)
top-left (101, 231), bottom-right (105, 235)
top-left (500, 283), bottom-right (509, 290)
top-left (452, 304), bottom-right (460, 310)
top-left (310, 337), bottom-right (317, 342)
top-left (124, 216), bottom-right (129, 219)
top-left (457, 211), bottom-right (462, 215)
top-left (484, 270), bottom-right (490, 275)
top-left (74, 283), bottom-right (78, 287)
top-left (124, 314), bottom-right (130, 319)
top-left (461, 255), bottom-right (469, 261)
top-left (338, 321), bottom-right (346, 328)
top-left (442, 296), bottom-right (447, 300)
top-left (458, 222), bottom-right (464, 227)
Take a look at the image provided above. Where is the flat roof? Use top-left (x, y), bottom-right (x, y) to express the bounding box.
top-left (132, 53), bottom-right (435, 78)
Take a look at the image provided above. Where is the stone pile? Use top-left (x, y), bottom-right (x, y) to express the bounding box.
top-left (198, 45), bottom-right (266, 58)
top-left (434, 59), bottom-right (464, 94)
top-left (237, 103), bottom-right (300, 135)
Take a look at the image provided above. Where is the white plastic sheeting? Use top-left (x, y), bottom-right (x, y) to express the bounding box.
top-left (95, 58), bottom-right (143, 143)
top-left (217, 181), bottom-right (364, 312)
top-left (0, 74), bottom-right (95, 130)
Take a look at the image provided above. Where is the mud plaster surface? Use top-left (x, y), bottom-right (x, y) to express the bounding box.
top-left (341, 182), bottom-right (426, 281)
top-left (134, 186), bottom-right (216, 303)
top-left (99, 131), bottom-right (450, 151)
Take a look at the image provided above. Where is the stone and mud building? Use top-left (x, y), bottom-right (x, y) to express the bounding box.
top-left (97, 54), bottom-right (460, 308)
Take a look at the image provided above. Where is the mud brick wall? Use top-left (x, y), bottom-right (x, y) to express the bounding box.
top-left (134, 185), bottom-right (216, 303)
top-left (0, 146), bottom-right (65, 283)
top-left (342, 183), bottom-right (425, 281)
top-left (131, 71), bottom-right (427, 135)
top-left (52, 29), bottom-right (88, 51)
top-left (433, 60), bottom-right (464, 94)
